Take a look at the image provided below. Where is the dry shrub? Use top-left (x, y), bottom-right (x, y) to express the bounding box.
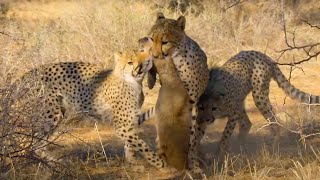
top-left (0, 73), bottom-right (68, 178)
top-left (274, 104), bottom-right (320, 147)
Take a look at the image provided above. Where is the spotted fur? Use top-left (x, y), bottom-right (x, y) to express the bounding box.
top-left (141, 13), bottom-right (209, 173)
top-left (197, 50), bottom-right (320, 154)
top-left (17, 50), bottom-right (173, 170)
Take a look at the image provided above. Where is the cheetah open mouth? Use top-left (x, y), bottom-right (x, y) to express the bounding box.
top-left (137, 65), bottom-right (143, 74)
top-left (137, 59), bottom-right (153, 76)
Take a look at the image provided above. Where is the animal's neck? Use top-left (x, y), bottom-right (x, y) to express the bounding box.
top-left (171, 36), bottom-right (191, 58)
top-left (155, 60), bottom-right (181, 87)
top-left (159, 73), bottom-right (181, 87)
top-left (112, 65), bottom-right (123, 77)
top-left (112, 68), bottom-right (141, 96)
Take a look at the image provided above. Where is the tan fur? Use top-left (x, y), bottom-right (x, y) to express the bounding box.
top-left (153, 56), bottom-right (191, 170)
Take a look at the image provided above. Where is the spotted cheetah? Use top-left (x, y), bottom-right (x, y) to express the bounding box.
top-left (140, 12), bottom-right (209, 172)
top-left (16, 50), bottom-right (174, 171)
top-left (197, 50), bottom-right (320, 154)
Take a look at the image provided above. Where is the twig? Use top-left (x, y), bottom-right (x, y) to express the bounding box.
top-left (80, 159), bottom-right (92, 180)
top-left (94, 122), bottom-right (109, 164)
top-left (299, 132), bottom-right (320, 141)
top-left (276, 51), bottom-right (320, 66)
top-left (257, 105), bottom-right (320, 149)
top-left (301, 19), bottom-right (320, 29)
top-left (223, 0), bottom-right (248, 11)
top-left (0, 31), bottom-right (24, 42)
top-left (9, 155), bottom-right (16, 180)
top-left (276, 14), bottom-right (320, 66)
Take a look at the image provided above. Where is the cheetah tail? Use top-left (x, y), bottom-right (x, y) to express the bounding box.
top-left (138, 106), bottom-right (156, 125)
top-left (272, 63), bottom-right (320, 104)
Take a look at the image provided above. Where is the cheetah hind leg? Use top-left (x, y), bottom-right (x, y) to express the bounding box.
top-left (124, 142), bottom-right (138, 164)
top-left (34, 95), bottom-right (65, 163)
top-left (252, 83), bottom-right (281, 148)
top-left (237, 109), bottom-right (252, 151)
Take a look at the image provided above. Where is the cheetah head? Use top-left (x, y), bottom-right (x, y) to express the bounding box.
top-left (113, 49), bottom-right (153, 79)
top-left (148, 12), bottom-right (186, 59)
top-left (197, 92), bottom-right (225, 124)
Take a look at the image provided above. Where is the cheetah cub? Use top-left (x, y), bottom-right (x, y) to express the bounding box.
top-left (15, 50), bottom-right (174, 171)
top-left (197, 51), bottom-right (320, 155)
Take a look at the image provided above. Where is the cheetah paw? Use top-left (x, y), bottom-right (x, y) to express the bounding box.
top-left (132, 165), bottom-right (145, 172)
top-left (159, 166), bottom-right (177, 174)
top-left (190, 166), bottom-right (203, 176)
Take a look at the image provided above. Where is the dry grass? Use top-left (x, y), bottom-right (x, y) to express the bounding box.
top-left (1, 0), bottom-right (320, 179)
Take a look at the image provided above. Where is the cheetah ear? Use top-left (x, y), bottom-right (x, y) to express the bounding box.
top-left (217, 93), bottom-right (224, 101)
top-left (114, 52), bottom-right (122, 62)
top-left (138, 37), bottom-right (151, 52)
top-left (156, 12), bottom-right (165, 21)
top-left (176, 16), bottom-right (186, 31)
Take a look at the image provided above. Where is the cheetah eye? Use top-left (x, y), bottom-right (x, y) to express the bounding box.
top-left (199, 107), bottom-right (204, 111)
top-left (212, 107), bottom-right (217, 111)
top-left (128, 62), bottom-right (133, 65)
top-left (162, 41), bottom-right (168, 45)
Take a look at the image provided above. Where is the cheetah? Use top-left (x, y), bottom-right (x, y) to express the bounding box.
top-left (140, 12), bottom-right (209, 172)
top-left (197, 50), bottom-right (320, 154)
top-left (152, 54), bottom-right (191, 171)
top-left (16, 50), bottom-right (173, 171)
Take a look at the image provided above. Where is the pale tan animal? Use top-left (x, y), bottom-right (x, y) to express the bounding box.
top-left (153, 55), bottom-right (191, 171)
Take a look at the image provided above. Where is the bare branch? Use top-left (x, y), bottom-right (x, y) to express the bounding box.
top-left (0, 31), bottom-right (24, 42)
top-left (223, 0), bottom-right (248, 11)
top-left (257, 105), bottom-right (320, 149)
top-left (276, 14), bottom-right (320, 66)
top-left (301, 19), bottom-right (320, 29)
top-left (276, 51), bottom-right (320, 66)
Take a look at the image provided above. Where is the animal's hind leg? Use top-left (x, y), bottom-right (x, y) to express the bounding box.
top-left (34, 94), bottom-right (65, 161)
top-left (124, 142), bottom-right (137, 164)
top-left (238, 108), bottom-right (252, 146)
top-left (252, 83), bottom-right (280, 146)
